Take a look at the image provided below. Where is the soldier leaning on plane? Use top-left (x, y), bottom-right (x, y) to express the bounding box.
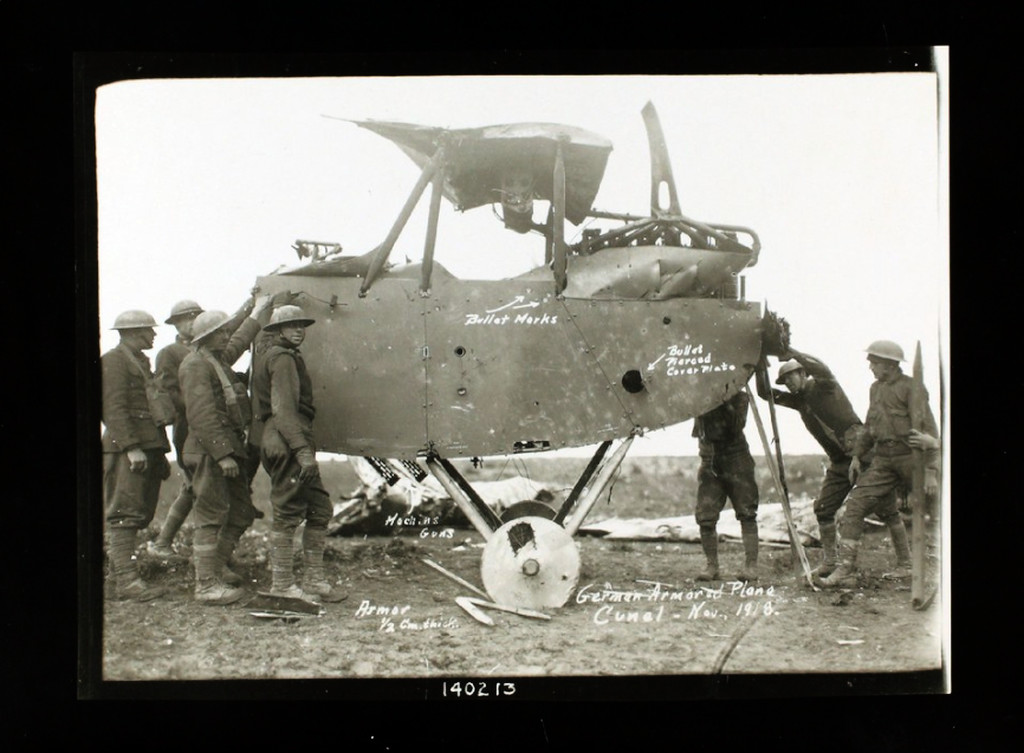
top-left (756, 347), bottom-right (866, 578)
top-left (252, 305), bottom-right (346, 603)
top-left (818, 340), bottom-right (940, 588)
top-left (691, 390), bottom-right (761, 582)
top-left (178, 295), bottom-right (273, 605)
top-left (149, 296), bottom-right (260, 558)
top-left (102, 310), bottom-right (173, 601)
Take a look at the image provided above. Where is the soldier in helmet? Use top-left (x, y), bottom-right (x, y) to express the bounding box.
top-left (818, 340), bottom-right (940, 588)
top-left (178, 295), bottom-right (273, 605)
top-left (756, 348), bottom-right (865, 577)
top-left (252, 305), bottom-right (346, 603)
top-left (146, 300), bottom-right (204, 558)
top-left (691, 390), bottom-right (761, 582)
top-left (102, 310), bottom-right (172, 601)
top-left (149, 296), bottom-right (260, 558)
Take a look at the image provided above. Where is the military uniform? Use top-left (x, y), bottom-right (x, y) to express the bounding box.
top-left (691, 391), bottom-right (760, 580)
top-left (244, 329), bottom-right (277, 485)
top-left (253, 343), bottom-right (332, 527)
top-left (102, 340), bottom-right (171, 600)
top-left (102, 343), bottom-right (172, 528)
top-left (758, 351), bottom-right (864, 574)
top-left (179, 317), bottom-right (262, 603)
top-left (820, 362), bottom-right (939, 587)
top-left (844, 372), bottom-right (939, 538)
top-left (155, 337), bottom-right (192, 464)
top-left (152, 302), bottom-right (256, 553)
top-left (150, 336), bottom-right (195, 549)
top-left (252, 327), bottom-right (340, 601)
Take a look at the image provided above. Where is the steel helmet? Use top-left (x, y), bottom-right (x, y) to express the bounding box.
top-left (775, 360), bottom-right (805, 384)
top-left (263, 305), bottom-right (315, 331)
top-left (865, 340), bottom-right (905, 362)
top-left (190, 310), bottom-right (232, 343)
top-left (165, 299), bottom-right (204, 324)
top-left (111, 310), bottom-right (158, 330)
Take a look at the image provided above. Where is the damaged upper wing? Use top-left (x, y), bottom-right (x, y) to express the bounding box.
top-left (348, 118), bottom-right (613, 225)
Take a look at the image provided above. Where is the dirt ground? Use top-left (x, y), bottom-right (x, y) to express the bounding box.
top-left (85, 456), bottom-right (946, 698)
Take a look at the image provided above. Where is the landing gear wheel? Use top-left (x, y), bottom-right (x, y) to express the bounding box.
top-left (481, 516), bottom-right (580, 609)
top-left (499, 500), bottom-right (558, 523)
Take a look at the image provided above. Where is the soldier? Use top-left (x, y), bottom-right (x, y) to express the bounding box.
top-left (818, 340), bottom-right (940, 588)
top-left (102, 310), bottom-right (172, 601)
top-left (146, 300), bottom-right (203, 558)
top-left (756, 348), bottom-right (864, 577)
top-left (178, 296), bottom-right (272, 605)
top-left (149, 297), bottom-right (260, 558)
top-left (692, 390), bottom-right (761, 582)
top-left (253, 305), bottom-right (346, 603)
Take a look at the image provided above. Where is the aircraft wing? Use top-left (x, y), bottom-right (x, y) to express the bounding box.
top-left (350, 119), bottom-right (613, 225)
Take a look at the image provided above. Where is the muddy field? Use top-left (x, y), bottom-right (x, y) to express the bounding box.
top-left (82, 455), bottom-right (946, 700)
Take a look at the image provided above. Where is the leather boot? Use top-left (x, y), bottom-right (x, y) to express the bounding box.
top-left (301, 525), bottom-right (347, 602)
top-left (117, 578), bottom-right (167, 602)
top-left (695, 525), bottom-right (720, 581)
top-left (815, 521), bottom-right (839, 577)
top-left (884, 518), bottom-right (912, 579)
top-left (108, 527), bottom-right (165, 601)
top-left (737, 520), bottom-right (759, 582)
top-left (818, 539), bottom-right (860, 588)
top-left (193, 525), bottom-right (244, 605)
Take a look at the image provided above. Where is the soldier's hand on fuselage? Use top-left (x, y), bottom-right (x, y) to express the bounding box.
top-left (218, 456), bottom-right (240, 478)
top-left (127, 448), bottom-right (148, 473)
top-left (252, 294), bottom-right (273, 317)
top-left (925, 468), bottom-right (939, 497)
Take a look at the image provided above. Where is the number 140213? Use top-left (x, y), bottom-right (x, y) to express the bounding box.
top-left (441, 681), bottom-right (516, 697)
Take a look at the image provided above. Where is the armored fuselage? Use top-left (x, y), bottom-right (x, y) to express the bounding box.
top-left (255, 244), bottom-right (763, 459)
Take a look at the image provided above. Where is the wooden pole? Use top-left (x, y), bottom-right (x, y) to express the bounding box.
top-left (745, 386), bottom-right (818, 589)
top-left (909, 341), bottom-right (928, 607)
top-left (759, 364), bottom-right (798, 571)
top-left (422, 558), bottom-right (491, 601)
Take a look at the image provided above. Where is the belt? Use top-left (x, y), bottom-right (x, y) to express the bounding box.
top-left (874, 439), bottom-right (911, 456)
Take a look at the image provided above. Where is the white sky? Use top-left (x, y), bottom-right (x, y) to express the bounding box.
top-left (93, 62), bottom-right (949, 459)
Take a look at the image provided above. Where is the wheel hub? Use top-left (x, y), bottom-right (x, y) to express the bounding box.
top-left (481, 516), bottom-right (580, 609)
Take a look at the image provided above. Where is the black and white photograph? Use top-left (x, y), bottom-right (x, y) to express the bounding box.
top-left (79, 54), bottom-right (950, 701)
